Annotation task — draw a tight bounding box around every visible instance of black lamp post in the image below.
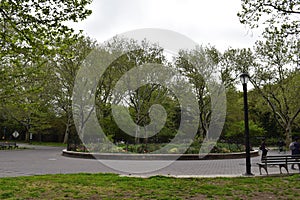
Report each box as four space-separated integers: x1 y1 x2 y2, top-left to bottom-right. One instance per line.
240 73 253 176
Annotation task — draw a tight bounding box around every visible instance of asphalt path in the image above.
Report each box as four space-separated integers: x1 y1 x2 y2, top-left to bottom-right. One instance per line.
0 144 296 177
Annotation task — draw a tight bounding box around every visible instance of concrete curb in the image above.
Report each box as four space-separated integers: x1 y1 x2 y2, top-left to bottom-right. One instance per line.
62 149 259 160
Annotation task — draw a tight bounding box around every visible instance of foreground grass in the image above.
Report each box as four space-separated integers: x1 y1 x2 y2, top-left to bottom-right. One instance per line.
1 173 300 199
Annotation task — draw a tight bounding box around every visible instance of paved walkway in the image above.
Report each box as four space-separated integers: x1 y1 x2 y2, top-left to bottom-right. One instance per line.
0 144 296 178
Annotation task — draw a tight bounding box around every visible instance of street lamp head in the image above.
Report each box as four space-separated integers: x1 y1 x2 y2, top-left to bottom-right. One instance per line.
240 73 250 84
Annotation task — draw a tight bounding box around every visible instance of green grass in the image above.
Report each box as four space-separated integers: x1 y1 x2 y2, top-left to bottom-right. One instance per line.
0 173 300 199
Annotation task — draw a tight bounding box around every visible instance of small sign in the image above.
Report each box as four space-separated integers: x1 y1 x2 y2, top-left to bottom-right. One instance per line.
12 131 19 138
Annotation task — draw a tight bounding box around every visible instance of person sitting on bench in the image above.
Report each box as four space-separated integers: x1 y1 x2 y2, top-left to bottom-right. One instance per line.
289 137 300 170
260 139 268 160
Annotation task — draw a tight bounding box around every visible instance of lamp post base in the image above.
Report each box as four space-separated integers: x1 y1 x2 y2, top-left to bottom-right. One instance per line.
243 172 254 176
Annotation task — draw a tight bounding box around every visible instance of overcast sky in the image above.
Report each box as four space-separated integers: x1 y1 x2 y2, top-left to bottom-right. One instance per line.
71 0 262 52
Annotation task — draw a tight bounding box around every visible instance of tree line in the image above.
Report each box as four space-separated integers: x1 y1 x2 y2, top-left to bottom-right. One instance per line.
0 0 299 148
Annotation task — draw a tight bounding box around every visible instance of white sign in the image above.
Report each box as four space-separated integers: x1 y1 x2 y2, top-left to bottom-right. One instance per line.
12 131 19 138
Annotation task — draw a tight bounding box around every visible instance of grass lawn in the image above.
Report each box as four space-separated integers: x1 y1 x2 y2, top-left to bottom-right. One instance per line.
0 173 300 199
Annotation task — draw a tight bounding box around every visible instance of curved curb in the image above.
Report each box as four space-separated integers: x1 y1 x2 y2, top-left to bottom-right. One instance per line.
62 149 259 160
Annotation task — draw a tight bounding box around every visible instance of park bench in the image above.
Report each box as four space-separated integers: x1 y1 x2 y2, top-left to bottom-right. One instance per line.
0 142 18 150
257 155 300 175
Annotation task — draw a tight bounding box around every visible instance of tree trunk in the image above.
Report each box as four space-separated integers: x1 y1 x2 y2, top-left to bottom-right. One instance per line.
63 124 70 144
135 126 140 144
24 123 30 142
25 131 29 142
63 114 72 144
285 124 292 149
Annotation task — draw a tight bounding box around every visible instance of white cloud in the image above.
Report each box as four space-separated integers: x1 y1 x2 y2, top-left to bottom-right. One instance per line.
71 0 262 52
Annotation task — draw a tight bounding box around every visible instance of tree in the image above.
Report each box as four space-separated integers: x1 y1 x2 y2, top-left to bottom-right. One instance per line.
0 0 92 59
0 0 92 142
1 60 56 142
96 38 171 145
0 0 92 100
225 120 265 146
220 47 256 84
52 36 97 143
221 88 243 137
247 89 282 139
175 45 223 140
238 0 300 36
220 42 300 144
251 36 300 144
238 0 300 144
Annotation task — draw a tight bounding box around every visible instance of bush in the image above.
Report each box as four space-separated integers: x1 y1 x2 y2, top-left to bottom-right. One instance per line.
72 141 247 154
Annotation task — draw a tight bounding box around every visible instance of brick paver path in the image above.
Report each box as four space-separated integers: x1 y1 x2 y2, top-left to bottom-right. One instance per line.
0 145 296 177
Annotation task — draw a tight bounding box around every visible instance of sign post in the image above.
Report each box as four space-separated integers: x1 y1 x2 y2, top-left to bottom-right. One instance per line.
12 131 19 146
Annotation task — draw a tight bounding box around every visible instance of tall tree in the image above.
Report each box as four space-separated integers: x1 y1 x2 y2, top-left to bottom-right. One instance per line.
251 36 300 144
96 38 169 145
238 0 300 144
53 36 97 143
0 0 92 142
175 45 222 140
220 43 300 144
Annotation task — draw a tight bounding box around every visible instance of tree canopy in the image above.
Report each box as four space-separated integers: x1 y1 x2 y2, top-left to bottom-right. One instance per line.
0 0 92 59
238 0 300 36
